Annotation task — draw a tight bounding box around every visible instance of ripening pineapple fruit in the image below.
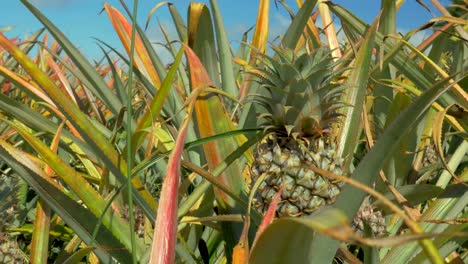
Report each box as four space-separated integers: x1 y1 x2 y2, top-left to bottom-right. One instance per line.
250 47 347 217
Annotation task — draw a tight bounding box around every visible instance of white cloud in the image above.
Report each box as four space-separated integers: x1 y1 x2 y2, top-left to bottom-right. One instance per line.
269 12 290 41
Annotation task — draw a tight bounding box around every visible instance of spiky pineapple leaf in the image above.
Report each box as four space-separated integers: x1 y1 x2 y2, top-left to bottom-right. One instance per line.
144 2 170 30
381 92 425 189
0 123 146 259
337 12 377 166
329 2 467 110
188 2 221 88
104 3 161 88
381 182 468 263
375 184 444 211
168 3 188 42
410 212 468 263
433 105 459 182
0 93 95 160
183 46 253 261
132 47 185 153
30 122 64 264
30 199 51 264
61 247 96 264
0 28 44 85
210 0 238 98
282 0 318 49
185 44 247 204
371 0 396 129
0 16 156 223
320 79 457 263
20 0 124 116
150 92 193 264
0 146 130 263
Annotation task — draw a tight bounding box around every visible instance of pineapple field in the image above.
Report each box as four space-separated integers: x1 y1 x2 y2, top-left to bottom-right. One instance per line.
0 0 467 263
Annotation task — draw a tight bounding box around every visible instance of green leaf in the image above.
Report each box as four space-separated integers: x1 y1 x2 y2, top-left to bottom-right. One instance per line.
363 224 380 264
29 199 51 264
376 184 444 210
0 29 156 224
0 123 146 260
372 0 396 127
100 46 127 103
0 28 44 85
0 147 130 263
210 0 238 98
381 92 425 188
132 47 185 153
149 92 193 264
282 0 318 49
436 140 468 188
382 146 468 263
311 70 454 263
62 247 96 264
188 2 220 87
0 92 95 159
168 3 188 42
250 208 350 264
382 184 468 263
330 2 467 111
338 14 377 166
336 80 455 262
185 44 247 200
20 0 123 116
410 212 468 263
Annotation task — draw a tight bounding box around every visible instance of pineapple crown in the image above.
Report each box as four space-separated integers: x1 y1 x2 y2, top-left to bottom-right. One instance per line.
252 46 346 138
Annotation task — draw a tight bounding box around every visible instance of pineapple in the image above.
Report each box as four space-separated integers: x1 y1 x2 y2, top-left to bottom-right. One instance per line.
352 197 386 237
0 175 26 263
0 239 26 264
0 174 21 232
250 47 346 217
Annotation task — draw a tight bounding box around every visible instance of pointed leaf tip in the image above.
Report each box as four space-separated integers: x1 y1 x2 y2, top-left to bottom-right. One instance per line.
150 104 193 264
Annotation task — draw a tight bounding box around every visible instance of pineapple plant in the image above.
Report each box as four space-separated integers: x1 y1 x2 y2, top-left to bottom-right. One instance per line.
248 46 388 238
250 46 346 217
0 0 465 263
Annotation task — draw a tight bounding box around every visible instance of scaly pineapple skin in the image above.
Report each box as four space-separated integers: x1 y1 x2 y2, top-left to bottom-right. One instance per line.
353 197 387 236
251 134 343 217
0 175 26 263
0 239 26 264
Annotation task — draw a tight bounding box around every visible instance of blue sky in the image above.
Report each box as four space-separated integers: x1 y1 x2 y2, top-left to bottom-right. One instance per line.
1 0 450 60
